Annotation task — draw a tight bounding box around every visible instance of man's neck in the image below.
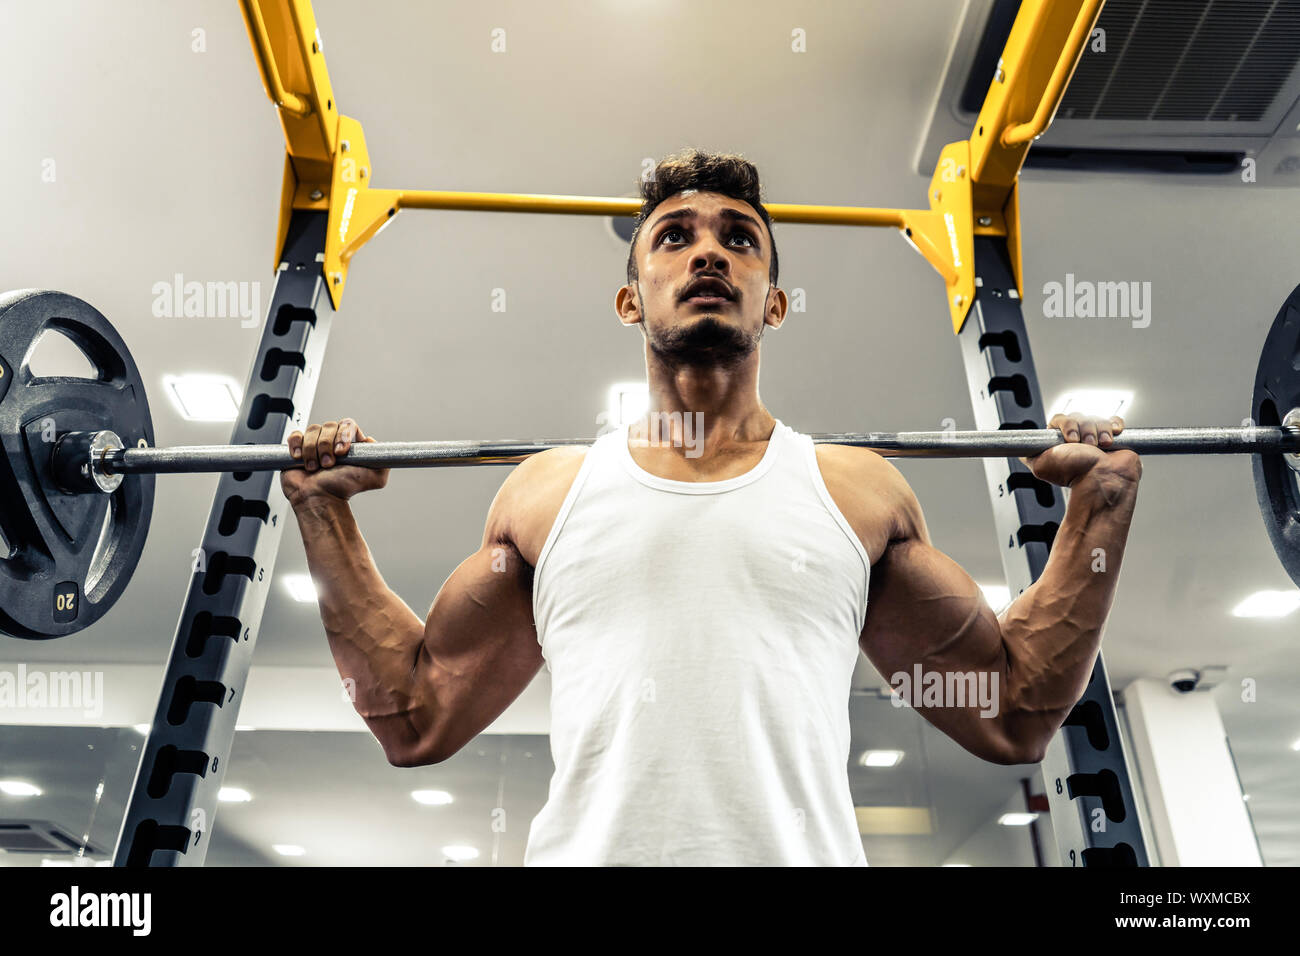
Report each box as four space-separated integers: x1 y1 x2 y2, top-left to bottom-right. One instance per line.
629 403 775 462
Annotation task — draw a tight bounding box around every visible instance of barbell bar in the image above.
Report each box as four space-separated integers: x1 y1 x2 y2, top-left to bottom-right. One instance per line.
3 285 1300 642
48 418 1300 493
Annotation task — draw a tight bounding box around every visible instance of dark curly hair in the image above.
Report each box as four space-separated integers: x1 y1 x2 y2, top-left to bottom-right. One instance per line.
625 148 778 288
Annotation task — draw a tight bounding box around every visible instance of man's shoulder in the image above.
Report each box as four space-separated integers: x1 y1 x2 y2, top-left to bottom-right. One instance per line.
514 443 590 483
811 442 922 559
497 444 591 518
489 445 591 566
812 441 904 486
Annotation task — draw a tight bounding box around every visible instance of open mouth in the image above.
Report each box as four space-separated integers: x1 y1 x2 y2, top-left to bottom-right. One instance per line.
682 277 734 304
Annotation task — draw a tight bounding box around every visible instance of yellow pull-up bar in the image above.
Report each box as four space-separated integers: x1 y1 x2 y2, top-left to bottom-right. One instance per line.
240 0 1103 332
393 191 906 228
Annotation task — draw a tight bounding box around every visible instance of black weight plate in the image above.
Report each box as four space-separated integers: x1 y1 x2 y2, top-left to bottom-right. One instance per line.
1252 283 1300 590
0 290 154 639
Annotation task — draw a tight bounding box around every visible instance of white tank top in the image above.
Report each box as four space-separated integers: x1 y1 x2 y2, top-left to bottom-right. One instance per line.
524 420 871 866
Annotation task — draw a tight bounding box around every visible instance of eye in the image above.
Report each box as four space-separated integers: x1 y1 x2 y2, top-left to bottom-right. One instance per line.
657 227 756 247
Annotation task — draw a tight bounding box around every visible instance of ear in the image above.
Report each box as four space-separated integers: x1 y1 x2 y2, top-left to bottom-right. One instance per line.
616 283 643 328
764 285 789 331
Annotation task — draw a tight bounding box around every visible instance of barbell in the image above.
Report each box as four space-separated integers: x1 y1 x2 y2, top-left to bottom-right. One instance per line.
2 286 1299 640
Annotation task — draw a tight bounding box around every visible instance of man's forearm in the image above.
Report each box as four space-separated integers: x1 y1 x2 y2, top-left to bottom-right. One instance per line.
290 496 429 754
997 467 1141 757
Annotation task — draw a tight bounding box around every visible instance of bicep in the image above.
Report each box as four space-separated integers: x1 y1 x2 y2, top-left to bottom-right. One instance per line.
858 477 1016 763
858 536 1002 677
407 476 546 764
417 538 544 757
858 460 999 672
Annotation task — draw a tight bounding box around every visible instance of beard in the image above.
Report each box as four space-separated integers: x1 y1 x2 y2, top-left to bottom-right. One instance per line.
646 310 763 371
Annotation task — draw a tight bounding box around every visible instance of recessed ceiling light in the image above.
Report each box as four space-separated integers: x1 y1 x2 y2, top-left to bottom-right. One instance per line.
283 574 319 604
163 373 242 422
1047 389 1132 421
40 857 110 867
606 382 649 429
218 787 252 803
858 749 904 768
412 790 454 806
0 780 42 797
979 584 1011 612
1231 590 1300 618
442 845 479 862
273 844 305 856
997 812 1039 826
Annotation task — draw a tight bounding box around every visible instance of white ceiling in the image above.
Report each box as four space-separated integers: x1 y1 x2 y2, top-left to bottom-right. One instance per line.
0 0 1296 866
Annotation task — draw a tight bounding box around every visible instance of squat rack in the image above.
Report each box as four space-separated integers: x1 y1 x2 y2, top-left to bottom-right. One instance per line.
114 0 1140 866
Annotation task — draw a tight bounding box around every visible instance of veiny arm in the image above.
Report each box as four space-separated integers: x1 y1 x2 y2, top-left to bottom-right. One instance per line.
853 452 1140 764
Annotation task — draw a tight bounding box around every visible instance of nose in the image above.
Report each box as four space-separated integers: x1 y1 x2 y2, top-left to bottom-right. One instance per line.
690 243 732 276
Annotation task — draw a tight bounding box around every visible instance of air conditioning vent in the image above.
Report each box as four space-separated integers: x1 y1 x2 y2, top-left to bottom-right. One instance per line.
1058 0 1300 123
0 819 102 856
917 0 1300 184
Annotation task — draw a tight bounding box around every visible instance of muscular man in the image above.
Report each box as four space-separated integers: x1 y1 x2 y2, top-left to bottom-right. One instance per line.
281 149 1141 866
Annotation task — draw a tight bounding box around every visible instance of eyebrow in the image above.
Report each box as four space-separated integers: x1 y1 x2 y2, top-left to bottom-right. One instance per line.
648 207 765 244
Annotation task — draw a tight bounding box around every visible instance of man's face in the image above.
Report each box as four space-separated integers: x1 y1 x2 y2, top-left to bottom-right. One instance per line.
617 190 787 369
